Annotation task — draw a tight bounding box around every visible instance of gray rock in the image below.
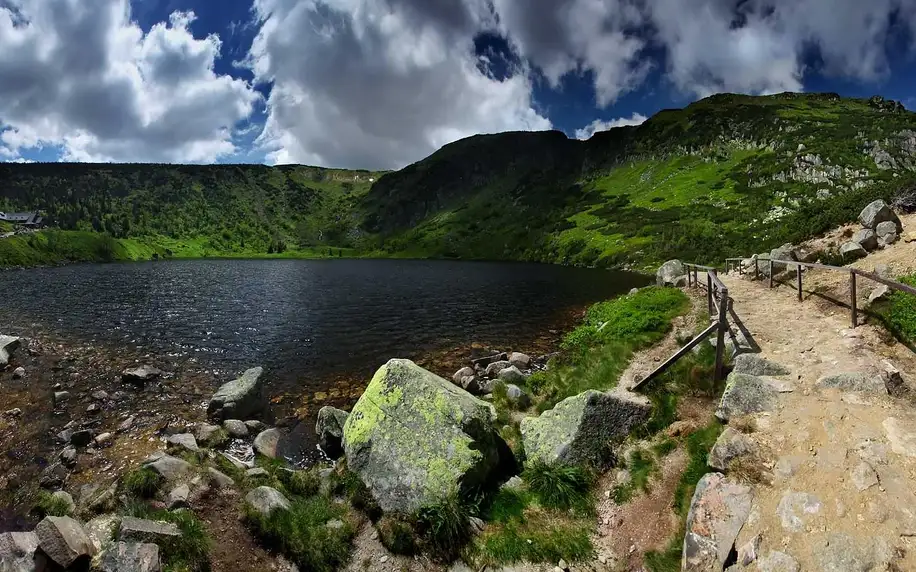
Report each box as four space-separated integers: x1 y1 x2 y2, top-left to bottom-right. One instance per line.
868 284 890 304
756 551 799 572
119 517 181 544
246 468 270 479
60 446 78 467
876 220 899 241
813 533 892 572
484 360 512 378
100 542 161 572
253 428 281 459
39 463 68 489
521 388 651 466
0 531 49 571
816 372 885 393
80 483 117 514
167 484 190 509
883 417 916 457
840 241 867 261
85 514 121 553
859 199 902 231
851 461 879 491
194 423 222 446
207 367 265 421
471 352 507 368
53 391 71 406
736 534 760 566
776 491 822 532
681 473 753 571
121 365 163 386
245 486 291 518
219 452 253 471
71 430 94 447
95 432 113 447
508 352 531 369
0 335 21 368
35 516 96 568
732 354 790 377
708 427 757 472
143 455 194 482
505 384 531 409
769 244 798 272
853 229 879 251
50 491 75 515
874 263 892 278
117 416 137 433
245 420 267 433
207 467 235 488
498 366 528 385
716 373 778 421
166 433 199 453
316 406 349 459
91 390 109 401
12 366 25 379
656 259 686 287
452 367 475 385
222 419 249 439
342 359 506 514
459 374 483 395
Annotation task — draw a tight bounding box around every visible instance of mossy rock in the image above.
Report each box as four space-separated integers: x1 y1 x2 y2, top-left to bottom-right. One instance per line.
342 359 506 514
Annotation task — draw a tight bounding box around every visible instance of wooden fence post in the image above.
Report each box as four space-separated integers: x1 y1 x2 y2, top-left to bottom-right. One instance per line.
707 272 713 315
797 264 803 302
687 268 692 287
769 260 773 288
754 259 759 280
850 271 857 328
714 287 729 382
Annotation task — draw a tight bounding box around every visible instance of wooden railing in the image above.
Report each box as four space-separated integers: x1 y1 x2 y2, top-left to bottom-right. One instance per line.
724 256 916 329
633 264 730 391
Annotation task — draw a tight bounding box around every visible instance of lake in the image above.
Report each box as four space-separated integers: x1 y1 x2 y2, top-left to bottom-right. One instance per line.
0 259 648 459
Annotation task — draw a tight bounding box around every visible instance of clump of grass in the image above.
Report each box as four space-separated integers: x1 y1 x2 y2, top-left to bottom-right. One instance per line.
471 514 594 566
245 496 354 572
872 274 916 346
612 449 657 504
122 467 163 499
124 503 211 571
33 491 73 517
415 493 477 562
377 516 418 555
729 415 758 434
285 470 320 498
644 536 682 572
727 456 769 485
483 487 531 523
211 454 246 483
521 462 593 512
672 420 723 517
329 466 382 522
653 438 678 457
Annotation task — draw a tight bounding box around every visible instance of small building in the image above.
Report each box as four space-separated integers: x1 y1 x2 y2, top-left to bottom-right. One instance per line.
0 212 44 227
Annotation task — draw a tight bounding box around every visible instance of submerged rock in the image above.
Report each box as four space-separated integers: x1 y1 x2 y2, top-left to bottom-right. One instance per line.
342 359 506 514
521 389 651 467
682 473 753 571
716 373 778 421
316 406 349 459
121 365 163 386
207 367 265 421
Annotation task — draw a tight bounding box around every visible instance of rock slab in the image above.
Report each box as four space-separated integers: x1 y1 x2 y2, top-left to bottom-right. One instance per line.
716 373 778 421
521 389 651 466
682 473 753 571
35 516 96 568
207 367 265 421
118 517 180 544
0 531 48 571
732 354 790 377
101 541 161 572
121 365 162 386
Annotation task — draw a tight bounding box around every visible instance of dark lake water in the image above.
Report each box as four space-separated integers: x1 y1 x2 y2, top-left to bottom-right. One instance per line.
0 259 648 459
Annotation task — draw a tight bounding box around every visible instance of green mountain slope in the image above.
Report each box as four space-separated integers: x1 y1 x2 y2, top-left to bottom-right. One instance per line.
2 92 916 269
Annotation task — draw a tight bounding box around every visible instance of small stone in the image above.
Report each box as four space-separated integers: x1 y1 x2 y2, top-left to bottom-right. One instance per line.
558 558 569 570
53 391 71 406
39 463 69 489
95 432 113 447
12 366 25 379
71 430 94 447
118 416 137 433
167 484 190 509
851 461 879 491
119 516 181 544
122 365 163 386
380 556 389 564
244 420 266 433
86 403 102 415
91 390 109 401
207 467 235 488
245 486 291 518
60 446 78 467
143 455 194 482
4 408 21 417
223 419 249 438
776 491 822 532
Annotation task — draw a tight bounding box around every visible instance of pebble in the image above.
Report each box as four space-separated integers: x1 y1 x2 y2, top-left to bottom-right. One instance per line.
12 367 25 379
4 408 22 417
379 556 388 564
558 559 569 570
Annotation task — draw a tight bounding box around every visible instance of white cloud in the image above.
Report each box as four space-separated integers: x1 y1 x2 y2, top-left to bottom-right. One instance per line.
574 113 647 140
0 0 259 162
246 0 551 170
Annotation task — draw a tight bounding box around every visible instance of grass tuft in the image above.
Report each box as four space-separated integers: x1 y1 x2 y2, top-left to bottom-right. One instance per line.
415 493 476 562
122 467 163 499
612 449 657 504
33 491 73 517
672 420 723 517
377 517 418 555
521 462 593 513
123 503 211 571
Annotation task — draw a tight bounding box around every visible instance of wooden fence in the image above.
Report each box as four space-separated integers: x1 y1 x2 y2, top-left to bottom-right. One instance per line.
724 256 916 329
632 264 731 392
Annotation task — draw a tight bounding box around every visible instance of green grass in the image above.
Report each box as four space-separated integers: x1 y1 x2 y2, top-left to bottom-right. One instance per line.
673 420 723 517
121 467 164 499
415 493 477 561
328 465 382 521
612 449 657 504
471 513 594 566
245 496 355 572
33 491 73 517
122 503 211 572
873 274 916 346
377 517 418 555
521 462 593 513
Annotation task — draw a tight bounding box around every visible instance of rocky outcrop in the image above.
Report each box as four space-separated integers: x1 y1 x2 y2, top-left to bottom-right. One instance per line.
35 516 96 568
316 406 349 458
732 354 790 377
682 473 753 571
656 260 687 287
342 359 506 514
245 486 291 518
100 541 161 572
853 229 879 252
859 200 902 232
521 389 651 466
0 335 21 368
207 367 265 421
716 373 778 421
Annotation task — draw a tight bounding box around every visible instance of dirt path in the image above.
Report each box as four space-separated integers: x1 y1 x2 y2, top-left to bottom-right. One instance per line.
711 264 916 570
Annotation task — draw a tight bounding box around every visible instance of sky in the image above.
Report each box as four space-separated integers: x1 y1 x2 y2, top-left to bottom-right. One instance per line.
1 0 916 171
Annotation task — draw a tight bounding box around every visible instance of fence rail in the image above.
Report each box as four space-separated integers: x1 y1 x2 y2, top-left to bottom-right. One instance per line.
725 256 916 328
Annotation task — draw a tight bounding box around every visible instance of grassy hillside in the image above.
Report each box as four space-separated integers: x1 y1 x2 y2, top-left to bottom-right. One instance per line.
2 92 916 269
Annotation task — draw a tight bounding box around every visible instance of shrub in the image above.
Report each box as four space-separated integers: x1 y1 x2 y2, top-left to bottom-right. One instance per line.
122 467 163 499
521 462 593 512
245 496 354 572
415 493 476 561
377 517 418 555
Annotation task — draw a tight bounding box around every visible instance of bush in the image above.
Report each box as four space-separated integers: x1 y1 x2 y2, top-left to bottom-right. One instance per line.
122 467 163 499
415 493 476 561
245 496 354 572
521 462 593 512
377 517 418 555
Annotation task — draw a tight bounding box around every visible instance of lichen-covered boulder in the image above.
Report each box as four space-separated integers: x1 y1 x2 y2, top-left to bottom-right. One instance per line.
682 473 753 571
521 389 651 467
207 367 265 421
656 260 686 287
342 359 505 514
0 335 21 368
840 241 867 261
853 229 879 252
859 200 902 232
716 373 778 422
732 354 790 377
315 406 349 458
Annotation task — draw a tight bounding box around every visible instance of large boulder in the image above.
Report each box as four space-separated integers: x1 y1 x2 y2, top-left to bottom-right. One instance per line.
100 542 161 572
0 335 21 368
521 389 651 466
707 427 757 472
35 516 96 568
682 473 753 571
840 241 867 262
245 486 291 518
207 367 265 421
656 260 686 287
859 200 902 232
853 229 879 252
0 531 49 571
768 244 798 273
342 359 506 514
315 406 349 458
715 373 778 422
732 354 790 377
876 221 900 245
